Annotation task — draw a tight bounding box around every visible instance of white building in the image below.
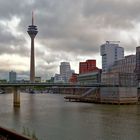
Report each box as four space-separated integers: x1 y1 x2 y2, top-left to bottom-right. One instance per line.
100 41 124 72
54 62 75 83
54 74 64 83
60 62 74 82
9 71 17 83
60 62 71 76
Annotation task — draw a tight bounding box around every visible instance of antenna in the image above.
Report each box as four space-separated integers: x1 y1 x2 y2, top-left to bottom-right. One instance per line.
32 11 34 25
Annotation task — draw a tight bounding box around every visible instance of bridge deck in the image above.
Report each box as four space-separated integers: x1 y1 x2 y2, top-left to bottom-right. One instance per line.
0 83 118 87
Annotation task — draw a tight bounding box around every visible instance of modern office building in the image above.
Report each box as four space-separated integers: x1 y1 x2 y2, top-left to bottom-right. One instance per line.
78 60 101 84
60 62 74 82
77 71 101 84
100 41 124 72
79 60 98 74
60 62 71 76
27 12 38 82
101 55 136 86
54 62 75 83
110 55 136 73
9 71 17 83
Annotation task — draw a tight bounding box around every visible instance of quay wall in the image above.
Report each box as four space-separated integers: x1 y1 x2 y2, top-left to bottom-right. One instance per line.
52 88 88 95
53 87 138 104
100 87 138 104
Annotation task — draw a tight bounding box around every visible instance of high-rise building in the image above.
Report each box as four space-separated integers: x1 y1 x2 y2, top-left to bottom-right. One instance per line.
100 41 124 72
54 62 75 83
60 62 70 82
27 12 38 82
9 71 17 83
59 62 74 82
60 62 71 76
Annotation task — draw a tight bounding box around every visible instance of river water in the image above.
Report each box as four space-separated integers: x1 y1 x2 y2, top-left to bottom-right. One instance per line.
0 93 140 140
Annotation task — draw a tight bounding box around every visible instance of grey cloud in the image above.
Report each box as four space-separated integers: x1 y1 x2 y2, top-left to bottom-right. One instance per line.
46 38 100 56
83 0 140 29
0 70 9 80
0 0 30 19
34 0 139 58
17 71 29 80
0 44 29 56
0 0 139 79
36 63 58 79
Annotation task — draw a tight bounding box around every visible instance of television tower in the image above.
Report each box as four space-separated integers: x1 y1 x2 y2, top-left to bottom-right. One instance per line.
27 11 38 82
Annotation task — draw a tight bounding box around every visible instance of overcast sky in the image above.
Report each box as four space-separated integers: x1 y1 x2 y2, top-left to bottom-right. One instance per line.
0 0 139 80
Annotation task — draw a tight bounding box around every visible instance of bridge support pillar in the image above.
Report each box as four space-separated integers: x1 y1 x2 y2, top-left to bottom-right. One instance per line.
13 87 20 107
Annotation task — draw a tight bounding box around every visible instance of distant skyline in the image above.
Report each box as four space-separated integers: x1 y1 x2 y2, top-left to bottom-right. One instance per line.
0 0 138 80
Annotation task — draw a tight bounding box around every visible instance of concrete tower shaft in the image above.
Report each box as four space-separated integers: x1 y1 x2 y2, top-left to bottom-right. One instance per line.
27 12 38 82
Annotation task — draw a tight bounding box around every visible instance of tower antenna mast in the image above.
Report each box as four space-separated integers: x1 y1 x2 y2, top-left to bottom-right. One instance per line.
32 11 34 25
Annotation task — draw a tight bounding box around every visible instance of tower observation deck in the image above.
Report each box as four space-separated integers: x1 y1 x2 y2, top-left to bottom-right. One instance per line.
27 12 38 82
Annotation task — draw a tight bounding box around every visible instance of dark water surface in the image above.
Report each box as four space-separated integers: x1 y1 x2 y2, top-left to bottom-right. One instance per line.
0 93 140 140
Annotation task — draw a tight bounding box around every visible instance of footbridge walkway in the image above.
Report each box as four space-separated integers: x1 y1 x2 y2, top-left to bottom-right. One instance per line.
0 83 104 107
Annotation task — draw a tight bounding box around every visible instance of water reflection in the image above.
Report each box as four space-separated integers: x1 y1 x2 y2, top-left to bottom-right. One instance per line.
0 93 140 140
12 107 21 129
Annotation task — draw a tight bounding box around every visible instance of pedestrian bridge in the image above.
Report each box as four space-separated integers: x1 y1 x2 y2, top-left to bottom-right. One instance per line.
0 82 117 107
0 82 101 87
